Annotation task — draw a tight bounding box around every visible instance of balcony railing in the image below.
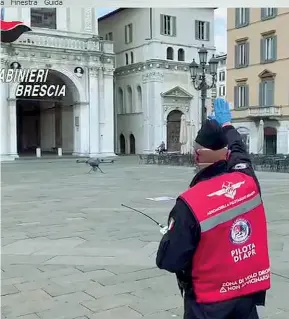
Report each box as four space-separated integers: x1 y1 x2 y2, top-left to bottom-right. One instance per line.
248 105 282 117
11 29 113 54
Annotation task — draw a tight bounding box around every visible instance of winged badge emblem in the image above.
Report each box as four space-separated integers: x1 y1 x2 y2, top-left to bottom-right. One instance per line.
207 181 245 199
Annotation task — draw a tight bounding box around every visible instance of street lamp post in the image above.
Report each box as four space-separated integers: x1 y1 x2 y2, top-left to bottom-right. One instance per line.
189 44 218 126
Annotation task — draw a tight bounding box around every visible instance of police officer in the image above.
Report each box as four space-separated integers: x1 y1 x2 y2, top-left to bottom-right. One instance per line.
156 98 270 319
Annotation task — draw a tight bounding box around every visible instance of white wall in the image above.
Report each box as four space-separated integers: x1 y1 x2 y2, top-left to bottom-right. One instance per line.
98 8 216 68
115 72 144 153
115 67 203 153
117 114 144 154
152 8 215 48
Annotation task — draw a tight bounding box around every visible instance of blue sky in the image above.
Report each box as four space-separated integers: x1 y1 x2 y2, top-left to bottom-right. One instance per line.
97 8 227 54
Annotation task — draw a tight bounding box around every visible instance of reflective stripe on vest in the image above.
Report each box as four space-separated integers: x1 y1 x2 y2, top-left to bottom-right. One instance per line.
200 194 262 233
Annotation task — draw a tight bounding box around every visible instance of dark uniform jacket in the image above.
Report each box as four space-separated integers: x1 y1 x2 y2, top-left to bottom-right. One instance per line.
156 125 265 319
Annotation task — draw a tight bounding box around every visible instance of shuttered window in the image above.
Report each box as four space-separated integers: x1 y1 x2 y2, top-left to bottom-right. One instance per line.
235 42 249 68
195 21 210 41
31 8 57 29
218 86 226 96
125 24 133 44
259 80 274 106
219 71 225 81
234 85 249 108
235 8 250 28
160 14 176 36
260 36 277 63
261 8 278 20
105 32 113 41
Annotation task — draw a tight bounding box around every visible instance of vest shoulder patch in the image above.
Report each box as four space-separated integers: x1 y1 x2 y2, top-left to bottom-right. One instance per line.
233 163 248 170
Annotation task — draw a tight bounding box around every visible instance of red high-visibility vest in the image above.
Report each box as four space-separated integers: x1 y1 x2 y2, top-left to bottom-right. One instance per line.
180 171 270 303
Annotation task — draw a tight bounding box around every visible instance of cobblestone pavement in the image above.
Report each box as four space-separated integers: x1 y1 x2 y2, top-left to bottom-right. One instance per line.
1 157 289 319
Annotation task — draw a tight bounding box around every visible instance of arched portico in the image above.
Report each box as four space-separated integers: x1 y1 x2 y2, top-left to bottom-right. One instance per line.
9 66 86 102
6 68 89 158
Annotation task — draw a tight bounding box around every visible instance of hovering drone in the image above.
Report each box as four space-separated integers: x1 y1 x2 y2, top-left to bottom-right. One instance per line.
76 157 114 173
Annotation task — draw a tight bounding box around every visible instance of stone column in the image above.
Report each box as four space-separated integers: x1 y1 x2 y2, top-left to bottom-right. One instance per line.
142 70 164 153
73 102 89 156
8 98 19 158
83 8 93 33
88 67 100 156
102 67 115 155
151 80 163 146
56 8 68 31
142 78 151 153
0 59 9 160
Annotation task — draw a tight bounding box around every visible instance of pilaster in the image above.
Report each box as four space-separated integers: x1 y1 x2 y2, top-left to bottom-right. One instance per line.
142 70 164 153
1 58 9 160
88 67 100 156
102 67 115 155
8 98 19 158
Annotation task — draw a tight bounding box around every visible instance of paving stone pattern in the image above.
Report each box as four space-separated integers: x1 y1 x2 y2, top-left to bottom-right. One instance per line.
1 157 289 318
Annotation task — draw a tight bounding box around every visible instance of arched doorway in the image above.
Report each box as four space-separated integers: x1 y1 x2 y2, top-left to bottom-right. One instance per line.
264 127 277 155
129 134 135 154
166 110 183 152
120 134 126 154
15 69 78 156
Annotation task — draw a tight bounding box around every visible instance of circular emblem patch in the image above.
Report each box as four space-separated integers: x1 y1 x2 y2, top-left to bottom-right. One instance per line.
230 219 251 244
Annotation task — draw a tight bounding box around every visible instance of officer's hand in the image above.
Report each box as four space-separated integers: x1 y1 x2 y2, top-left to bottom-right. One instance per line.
160 225 168 235
210 98 232 126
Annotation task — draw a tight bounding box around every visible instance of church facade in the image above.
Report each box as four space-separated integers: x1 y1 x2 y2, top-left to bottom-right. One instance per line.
98 8 216 154
1 8 115 161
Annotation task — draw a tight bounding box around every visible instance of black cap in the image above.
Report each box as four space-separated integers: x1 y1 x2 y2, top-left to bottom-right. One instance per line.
195 119 227 150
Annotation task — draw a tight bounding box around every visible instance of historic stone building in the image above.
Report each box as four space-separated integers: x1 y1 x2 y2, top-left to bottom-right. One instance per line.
98 8 216 154
227 8 289 154
1 8 115 161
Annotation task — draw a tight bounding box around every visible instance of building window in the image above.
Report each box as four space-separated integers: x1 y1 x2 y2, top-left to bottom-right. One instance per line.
125 53 129 65
166 47 174 60
235 41 249 68
261 8 277 20
235 8 250 28
125 23 133 44
195 21 210 41
31 8 57 29
219 71 225 82
118 88 124 114
130 52 134 64
127 86 133 113
160 14 176 36
218 86 226 96
261 35 277 63
234 84 249 108
105 32 113 41
178 48 185 61
259 79 274 106
136 85 142 112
